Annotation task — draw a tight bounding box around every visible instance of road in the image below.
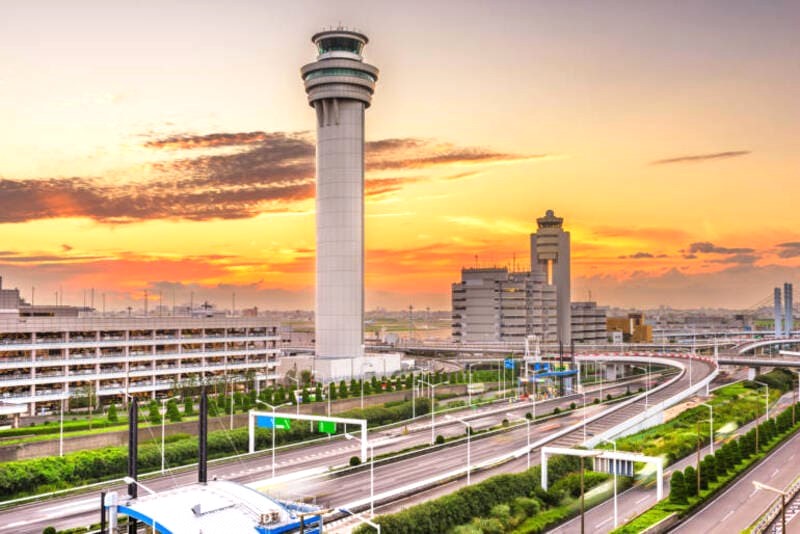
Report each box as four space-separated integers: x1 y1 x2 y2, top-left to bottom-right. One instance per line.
0 378 649 534
548 386 797 534
0 355 714 534
672 405 800 533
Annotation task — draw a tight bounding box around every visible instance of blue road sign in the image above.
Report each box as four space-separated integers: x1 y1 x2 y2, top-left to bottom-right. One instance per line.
504 358 514 370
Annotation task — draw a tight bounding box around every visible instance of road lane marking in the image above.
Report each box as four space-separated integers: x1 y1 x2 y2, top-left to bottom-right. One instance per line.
636 495 650 504
721 509 734 522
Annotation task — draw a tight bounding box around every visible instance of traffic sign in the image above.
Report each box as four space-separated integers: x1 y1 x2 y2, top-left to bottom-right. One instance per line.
504 358 514 370
318 420 337 434
256 416 292 430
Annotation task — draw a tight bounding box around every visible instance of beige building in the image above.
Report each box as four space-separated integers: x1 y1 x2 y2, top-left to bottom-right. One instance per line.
607 312 653 343
571 301 608 344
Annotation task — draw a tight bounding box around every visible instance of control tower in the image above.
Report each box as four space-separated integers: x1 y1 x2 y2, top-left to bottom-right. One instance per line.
530 210 571 345
301 29 379 376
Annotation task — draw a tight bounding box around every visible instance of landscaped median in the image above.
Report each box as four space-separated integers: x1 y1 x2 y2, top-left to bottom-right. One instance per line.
610 370 800 533
351 455 630 534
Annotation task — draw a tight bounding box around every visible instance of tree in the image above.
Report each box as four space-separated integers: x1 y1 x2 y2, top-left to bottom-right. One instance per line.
300 369 313 386
683 466 698 497
107 403 118 424
704 455 717 483
329 383 337 401
207 398 219 417
315 384 322 402
184 397 194 416
148 402 162 425
166 399 182 423
669 471 688 504
339 380 348 399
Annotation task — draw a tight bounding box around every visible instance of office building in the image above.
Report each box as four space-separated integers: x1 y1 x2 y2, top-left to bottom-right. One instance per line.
0 316 280 416
571 301 607 344
607 312 653 343
530 210 571 344
301 28 379 379
451 268 557 343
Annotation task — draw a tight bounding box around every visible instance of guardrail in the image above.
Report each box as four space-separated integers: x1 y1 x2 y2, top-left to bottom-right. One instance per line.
751 474 800 534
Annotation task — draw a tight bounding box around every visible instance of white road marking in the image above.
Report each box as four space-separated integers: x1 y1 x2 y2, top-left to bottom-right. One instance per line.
721 509 734 522
636 495 650 504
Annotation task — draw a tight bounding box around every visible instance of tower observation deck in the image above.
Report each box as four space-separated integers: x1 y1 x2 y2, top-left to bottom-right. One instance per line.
301 29 379 370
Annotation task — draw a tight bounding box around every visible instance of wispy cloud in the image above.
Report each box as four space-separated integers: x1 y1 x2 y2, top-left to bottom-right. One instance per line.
618 252 655 259
0 131 545 224
776 242 800 259
687 241 754 254
650 150 750 165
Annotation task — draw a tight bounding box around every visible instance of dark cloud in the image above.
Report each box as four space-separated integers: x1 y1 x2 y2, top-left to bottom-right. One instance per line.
707 254 759 264
688 242 754 254
61 244 73 252
618 252 655 259
683 254 697 259
776 242 800 258
0 131 541 224
650 150 750 165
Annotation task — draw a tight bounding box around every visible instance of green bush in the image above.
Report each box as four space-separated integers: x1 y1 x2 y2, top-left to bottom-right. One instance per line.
435 434 445 445
106 404 118 424
349 456 361 467
669 471 687 504
42 528 56 534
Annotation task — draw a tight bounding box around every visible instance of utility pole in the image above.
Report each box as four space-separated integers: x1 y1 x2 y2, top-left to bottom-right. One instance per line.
696 420 701 495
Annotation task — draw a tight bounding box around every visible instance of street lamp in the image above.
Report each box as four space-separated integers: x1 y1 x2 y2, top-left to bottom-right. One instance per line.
360 361 374 410
507 412 531 470
699 402 714 454
752 480 787 533
287 375 300 416
256 400 292 480
160 396 180 474
753 380 770 420
581 390 588 444
599 438 618 529
122 476 157 496
419 380 448 445
339 507 380 534
466 362 473 408
345 434 376 516
446 416 472 485
57 394 69 457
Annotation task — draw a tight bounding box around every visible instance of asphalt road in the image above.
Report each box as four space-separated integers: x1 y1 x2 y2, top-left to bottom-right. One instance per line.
0 378 649 534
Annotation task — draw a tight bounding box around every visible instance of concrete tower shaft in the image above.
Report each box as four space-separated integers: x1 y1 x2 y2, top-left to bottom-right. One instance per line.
302 29 379 362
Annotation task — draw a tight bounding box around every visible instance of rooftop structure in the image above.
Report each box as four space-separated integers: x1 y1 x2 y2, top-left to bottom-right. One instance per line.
301 28 379 379
0 316 280 415
115 480 322 534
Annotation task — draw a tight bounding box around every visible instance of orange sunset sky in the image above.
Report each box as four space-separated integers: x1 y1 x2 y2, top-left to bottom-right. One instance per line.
1 1 798 311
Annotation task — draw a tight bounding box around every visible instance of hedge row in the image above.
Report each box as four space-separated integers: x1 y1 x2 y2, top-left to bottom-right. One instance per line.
352 455 598 534
0 398 430 500
615 399 800 533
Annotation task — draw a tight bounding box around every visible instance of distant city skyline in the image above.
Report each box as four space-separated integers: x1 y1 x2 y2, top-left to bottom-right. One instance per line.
1 1 798 310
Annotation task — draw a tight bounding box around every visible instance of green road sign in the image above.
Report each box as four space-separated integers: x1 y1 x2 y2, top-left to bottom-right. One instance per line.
318 420 336 434
274 417 291 430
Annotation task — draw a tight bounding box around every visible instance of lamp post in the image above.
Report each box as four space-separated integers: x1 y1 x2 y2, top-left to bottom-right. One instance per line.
466 362 473 408
345 434 376 516
360 361 374 410
160 396 180 474
287 375 300 416
581 390 588 444
754 380 770 420
752 480 787 534
256 400 292 480
599 438 618 529
339 507 380 534
699 402 714 454
446 416 472 484
507 412 531 469
58 394 67 457
419 380 447 445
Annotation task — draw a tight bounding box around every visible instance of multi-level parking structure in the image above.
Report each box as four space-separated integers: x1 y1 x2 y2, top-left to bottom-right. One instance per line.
0 316 281 415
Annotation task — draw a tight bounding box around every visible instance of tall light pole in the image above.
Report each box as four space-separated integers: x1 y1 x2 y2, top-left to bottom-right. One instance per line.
346 434 376 516
160 396 180 474
446 416 472 485
420 380 448 445
256 400 291 480
58 395 67 457
700 402 714 454
507 412 531 469
599 438 618 529
752 480 787 534
754 380 770 420
466 362 473 407
338 507 381 534
582 390 588 444
287 375 300 416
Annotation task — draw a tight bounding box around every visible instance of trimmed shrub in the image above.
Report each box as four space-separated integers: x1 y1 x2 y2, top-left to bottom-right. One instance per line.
669 471 687 504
